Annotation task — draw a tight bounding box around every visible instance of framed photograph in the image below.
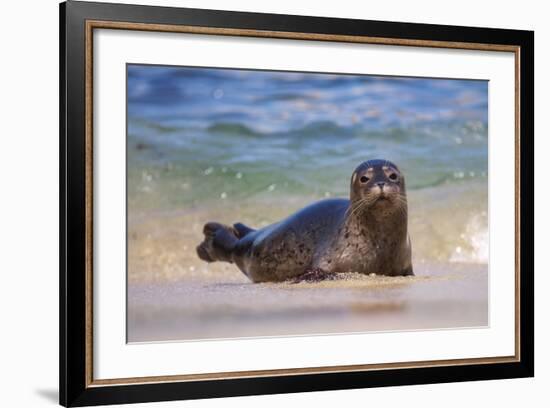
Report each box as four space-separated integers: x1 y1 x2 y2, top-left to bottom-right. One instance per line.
60 1 534 406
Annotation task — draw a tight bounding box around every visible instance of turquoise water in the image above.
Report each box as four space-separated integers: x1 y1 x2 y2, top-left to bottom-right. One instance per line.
127 65 488 264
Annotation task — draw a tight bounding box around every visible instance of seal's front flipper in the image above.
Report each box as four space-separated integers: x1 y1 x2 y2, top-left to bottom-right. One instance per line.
401 265 414 276
291 268 337 283
196 222 239 264
233 222 255 238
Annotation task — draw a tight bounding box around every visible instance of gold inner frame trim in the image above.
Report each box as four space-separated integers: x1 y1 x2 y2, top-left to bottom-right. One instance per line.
91 356 516 387
84 19 521 388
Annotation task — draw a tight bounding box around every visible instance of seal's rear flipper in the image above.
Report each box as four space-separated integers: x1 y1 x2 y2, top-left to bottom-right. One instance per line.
196 222 239 264
233 222 255 238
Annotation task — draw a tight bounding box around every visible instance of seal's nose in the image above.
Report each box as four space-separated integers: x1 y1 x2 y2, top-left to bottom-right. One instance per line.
376 182 385 189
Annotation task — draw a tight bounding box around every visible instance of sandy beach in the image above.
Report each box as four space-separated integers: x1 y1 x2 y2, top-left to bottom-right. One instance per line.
128 261 487 342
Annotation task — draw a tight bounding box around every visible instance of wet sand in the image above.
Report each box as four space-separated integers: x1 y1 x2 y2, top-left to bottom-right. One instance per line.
128 261 487 342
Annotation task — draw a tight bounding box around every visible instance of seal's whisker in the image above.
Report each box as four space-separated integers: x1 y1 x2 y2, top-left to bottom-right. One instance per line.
346 197 373 219
346 202 363 219
355 196 378 216
395 197 408 215
346 197 370 215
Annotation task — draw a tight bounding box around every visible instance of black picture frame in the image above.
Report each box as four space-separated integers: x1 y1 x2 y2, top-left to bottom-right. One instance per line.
60 1 534 406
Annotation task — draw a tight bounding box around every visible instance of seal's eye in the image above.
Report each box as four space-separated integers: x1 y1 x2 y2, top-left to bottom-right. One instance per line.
389 173 398 181
360 176 369 183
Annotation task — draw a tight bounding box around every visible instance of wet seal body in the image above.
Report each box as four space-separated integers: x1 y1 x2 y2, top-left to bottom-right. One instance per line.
197 159 413 282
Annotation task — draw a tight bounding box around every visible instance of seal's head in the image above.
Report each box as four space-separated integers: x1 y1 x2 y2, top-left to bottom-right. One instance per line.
349 159 407 215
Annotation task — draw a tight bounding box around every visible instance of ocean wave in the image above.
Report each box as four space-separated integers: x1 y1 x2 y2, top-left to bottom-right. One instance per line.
207 122 259 136
200 119 487 142
449 214 488 264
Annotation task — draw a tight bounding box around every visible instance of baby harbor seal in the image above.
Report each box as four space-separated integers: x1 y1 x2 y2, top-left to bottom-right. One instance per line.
196 159 413 282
